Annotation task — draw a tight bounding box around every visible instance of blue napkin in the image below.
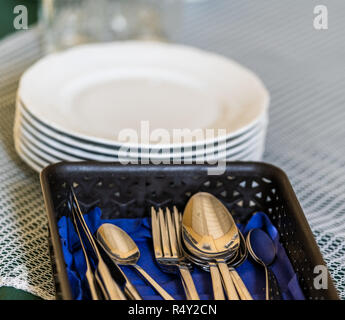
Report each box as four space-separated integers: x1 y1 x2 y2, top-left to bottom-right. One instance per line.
57 208 305 300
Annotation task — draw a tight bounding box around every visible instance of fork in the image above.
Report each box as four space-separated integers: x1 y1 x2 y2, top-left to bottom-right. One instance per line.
151 206 200 300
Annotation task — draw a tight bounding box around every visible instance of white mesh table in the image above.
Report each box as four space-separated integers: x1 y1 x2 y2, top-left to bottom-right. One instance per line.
0 1 344 299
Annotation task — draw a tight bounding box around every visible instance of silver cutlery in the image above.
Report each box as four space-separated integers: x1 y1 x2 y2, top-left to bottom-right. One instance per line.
95 238 143 300
182 192 239 300
69 204 100 300
246 228 282 300
180 238 225 300
182 229 252 300
227 233 253 300
97 223 173 300
69 188 253 300
151 207 200 300
69 189 126 300
182 192 253 300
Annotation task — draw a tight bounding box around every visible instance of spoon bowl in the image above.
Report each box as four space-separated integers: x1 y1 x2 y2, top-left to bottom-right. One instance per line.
182 230 247 270
97 223 140 264
247 228 276 265
246 228 282 300
182 192 240 257
97 223 174 300
182 192 241 300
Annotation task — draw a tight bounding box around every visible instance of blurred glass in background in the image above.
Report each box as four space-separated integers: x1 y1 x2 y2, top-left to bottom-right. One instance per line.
40 0 182 53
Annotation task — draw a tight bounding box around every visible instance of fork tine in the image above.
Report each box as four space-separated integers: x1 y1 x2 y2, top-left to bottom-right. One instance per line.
173 207 182 256
151 207 163 259
158 208 171 257
166 208 178 258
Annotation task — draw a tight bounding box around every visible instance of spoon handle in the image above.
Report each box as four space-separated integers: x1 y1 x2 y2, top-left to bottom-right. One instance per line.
134 265 175 300
217 261 239 300
266 267 282 300
229 268 253 300
209 262 226 300
178 265 200 300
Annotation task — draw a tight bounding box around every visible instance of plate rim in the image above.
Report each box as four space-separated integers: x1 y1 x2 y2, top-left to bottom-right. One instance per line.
16 114 267 162
17 100 268 158
15 131 264 172
18 41 270 148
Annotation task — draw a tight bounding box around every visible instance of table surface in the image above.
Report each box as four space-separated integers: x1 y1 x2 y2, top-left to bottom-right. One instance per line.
0 0 344 300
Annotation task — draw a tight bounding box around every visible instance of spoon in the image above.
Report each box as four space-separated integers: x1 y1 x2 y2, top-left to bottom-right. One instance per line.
227 231 253 300
246 228 282 300
183 229 253 300
182 192 240 300
97 223 174 300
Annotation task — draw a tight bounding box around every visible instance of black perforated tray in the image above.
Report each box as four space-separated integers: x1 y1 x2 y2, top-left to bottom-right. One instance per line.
40 161 339 300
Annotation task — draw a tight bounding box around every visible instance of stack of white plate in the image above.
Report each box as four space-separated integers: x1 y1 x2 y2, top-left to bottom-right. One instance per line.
14 41 269 172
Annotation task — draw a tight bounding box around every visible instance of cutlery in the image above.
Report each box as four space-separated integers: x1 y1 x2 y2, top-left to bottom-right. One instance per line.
227 235 253 300
182 192 239 300
151 207 200 300
69 189 126 300
246 228 282 300
181 242 226 300
68 204 101 300
97 223 173 300
94 238 144 300
182 229 252 300
182 192 253 300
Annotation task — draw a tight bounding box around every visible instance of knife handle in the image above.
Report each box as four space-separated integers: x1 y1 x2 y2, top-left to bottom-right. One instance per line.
123 280 143 300
97 259 127 300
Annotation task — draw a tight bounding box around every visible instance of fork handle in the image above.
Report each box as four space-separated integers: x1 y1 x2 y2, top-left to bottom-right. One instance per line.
134 265 175 300
178 265 200 300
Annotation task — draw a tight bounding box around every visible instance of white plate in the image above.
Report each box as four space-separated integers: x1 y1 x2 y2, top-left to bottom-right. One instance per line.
15 120 266 163
18 41 269 148
15 137 49 172
14 129 264 173
15 110 267 162
16 101 267 159
15 118 265 173
15 139 263 173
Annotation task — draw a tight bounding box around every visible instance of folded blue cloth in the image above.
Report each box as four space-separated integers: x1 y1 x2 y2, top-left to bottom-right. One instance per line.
57 209 305 300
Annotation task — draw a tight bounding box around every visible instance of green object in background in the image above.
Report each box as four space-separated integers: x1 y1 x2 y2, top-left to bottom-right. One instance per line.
0 0 39 39
0 0 42 300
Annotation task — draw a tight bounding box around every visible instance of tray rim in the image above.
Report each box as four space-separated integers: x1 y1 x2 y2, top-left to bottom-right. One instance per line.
40 161 340 300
